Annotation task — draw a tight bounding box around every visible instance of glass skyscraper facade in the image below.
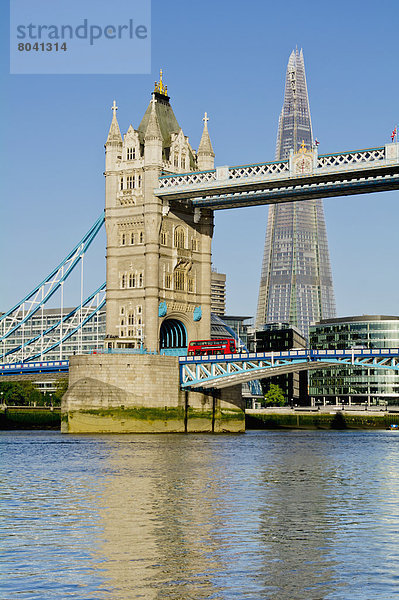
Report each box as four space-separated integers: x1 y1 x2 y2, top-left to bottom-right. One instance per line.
309 316 399 405
256 49 336 338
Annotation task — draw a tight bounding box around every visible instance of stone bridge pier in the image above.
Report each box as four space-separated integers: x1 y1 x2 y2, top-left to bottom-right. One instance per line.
62 354 244 433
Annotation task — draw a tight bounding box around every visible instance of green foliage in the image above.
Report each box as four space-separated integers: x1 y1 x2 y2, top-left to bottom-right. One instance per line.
0 379 66 406
0 380 44 406
263 384 286 407
53 378 68 405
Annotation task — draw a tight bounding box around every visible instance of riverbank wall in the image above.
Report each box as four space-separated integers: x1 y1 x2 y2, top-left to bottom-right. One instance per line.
246 408 399 430
0 407 61 429
61 354 245 433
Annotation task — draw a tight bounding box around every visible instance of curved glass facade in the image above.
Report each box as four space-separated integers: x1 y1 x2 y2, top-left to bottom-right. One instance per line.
309 316 399 405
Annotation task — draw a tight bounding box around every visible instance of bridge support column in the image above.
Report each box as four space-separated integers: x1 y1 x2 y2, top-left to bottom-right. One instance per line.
61 354 244 434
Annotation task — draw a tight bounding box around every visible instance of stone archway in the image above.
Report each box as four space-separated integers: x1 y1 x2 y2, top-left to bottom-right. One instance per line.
159 318 187 350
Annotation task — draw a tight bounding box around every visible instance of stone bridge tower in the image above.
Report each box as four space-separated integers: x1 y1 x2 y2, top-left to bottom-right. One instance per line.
104 72 215 352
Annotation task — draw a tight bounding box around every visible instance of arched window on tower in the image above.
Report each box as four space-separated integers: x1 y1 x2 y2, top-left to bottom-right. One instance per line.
174 226 185 249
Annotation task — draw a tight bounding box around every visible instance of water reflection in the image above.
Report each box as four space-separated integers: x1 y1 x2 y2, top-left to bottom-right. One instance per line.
2 431 399 600
257 433 338 599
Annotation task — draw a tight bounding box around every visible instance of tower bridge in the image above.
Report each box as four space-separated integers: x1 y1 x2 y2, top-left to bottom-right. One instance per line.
155 143 399 209
1 69 398 433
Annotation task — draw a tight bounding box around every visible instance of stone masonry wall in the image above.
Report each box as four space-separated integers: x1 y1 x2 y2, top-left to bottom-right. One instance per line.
62 354 245 434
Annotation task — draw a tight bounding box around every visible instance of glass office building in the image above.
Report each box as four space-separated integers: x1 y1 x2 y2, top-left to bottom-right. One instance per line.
256 48 336 338
309 316 399 405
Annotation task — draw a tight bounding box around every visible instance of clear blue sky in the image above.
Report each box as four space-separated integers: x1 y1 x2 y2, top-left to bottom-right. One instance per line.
1 0 398 319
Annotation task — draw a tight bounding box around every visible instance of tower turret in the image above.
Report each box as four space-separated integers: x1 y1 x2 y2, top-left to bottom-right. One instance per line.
144 95 163 168
105 100 122 170
197 112 215 171
105 100 123 213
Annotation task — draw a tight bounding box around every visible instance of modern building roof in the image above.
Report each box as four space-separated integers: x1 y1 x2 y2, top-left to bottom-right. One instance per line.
315 315 399 325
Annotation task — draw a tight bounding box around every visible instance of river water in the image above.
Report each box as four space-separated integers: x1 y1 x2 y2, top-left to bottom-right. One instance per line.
1 430 398 600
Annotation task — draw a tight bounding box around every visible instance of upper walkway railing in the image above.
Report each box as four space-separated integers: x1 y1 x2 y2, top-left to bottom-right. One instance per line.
155 143 399 209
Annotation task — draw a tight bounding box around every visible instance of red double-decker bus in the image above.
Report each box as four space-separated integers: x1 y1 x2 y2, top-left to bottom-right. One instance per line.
187 338 237 356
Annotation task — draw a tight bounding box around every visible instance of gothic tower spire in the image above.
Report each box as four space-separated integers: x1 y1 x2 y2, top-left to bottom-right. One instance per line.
106 100 122 145
144 95 163 141
197 112 215 170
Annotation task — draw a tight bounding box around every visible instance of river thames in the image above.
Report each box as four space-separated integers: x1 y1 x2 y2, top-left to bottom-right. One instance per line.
1 430 398 599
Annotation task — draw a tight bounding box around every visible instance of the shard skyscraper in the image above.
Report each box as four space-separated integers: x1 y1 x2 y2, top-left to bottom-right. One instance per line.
256 48 336 338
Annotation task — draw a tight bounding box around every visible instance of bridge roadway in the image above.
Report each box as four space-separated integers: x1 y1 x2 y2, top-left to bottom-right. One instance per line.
155 144 399 209
1 349 399 389
179 348 399 390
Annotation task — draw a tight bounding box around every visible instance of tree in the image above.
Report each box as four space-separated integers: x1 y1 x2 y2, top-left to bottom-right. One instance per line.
0 381 45 405
263 384 286 407
53 378 68 405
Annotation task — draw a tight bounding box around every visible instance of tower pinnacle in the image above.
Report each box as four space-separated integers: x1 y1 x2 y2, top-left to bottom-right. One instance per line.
197 112 215 170
154 68 168 96
106 99 122 145
144 93 162 141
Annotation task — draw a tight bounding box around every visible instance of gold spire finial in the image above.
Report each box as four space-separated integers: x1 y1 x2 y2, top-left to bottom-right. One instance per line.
154 68 168 96
299 139 307 153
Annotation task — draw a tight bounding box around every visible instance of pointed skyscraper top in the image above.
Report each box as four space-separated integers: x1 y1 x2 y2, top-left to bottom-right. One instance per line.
144 94 162 141
256 49 336 337
106 99 122 144
198 112 215 157
276 48 313 158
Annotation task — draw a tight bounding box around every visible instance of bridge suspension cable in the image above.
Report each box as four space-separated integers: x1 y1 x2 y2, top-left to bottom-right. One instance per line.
1 283 106 363
0 213 105 344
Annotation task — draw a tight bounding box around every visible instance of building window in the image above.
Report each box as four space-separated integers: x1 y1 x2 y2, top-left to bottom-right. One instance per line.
181 154 186 169
139 273 143 287
129 273 136 288
120 318 125 326
121 233 126 245
174 226 185 249
127 147 135 160
120 177 124 190
130 232 135 245
127 175 134 189
137 305 142 314
160 231 167 246
188 277 194 293
191 238 199 251
174 270 185 291
128 313 134 325
138 174 142 187
139 232 144 244
174 155 179 168
120 306 125 315
121 274 126 289
165 273 172 289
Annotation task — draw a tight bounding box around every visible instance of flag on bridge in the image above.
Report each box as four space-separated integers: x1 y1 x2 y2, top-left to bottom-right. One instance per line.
392 126 397 142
